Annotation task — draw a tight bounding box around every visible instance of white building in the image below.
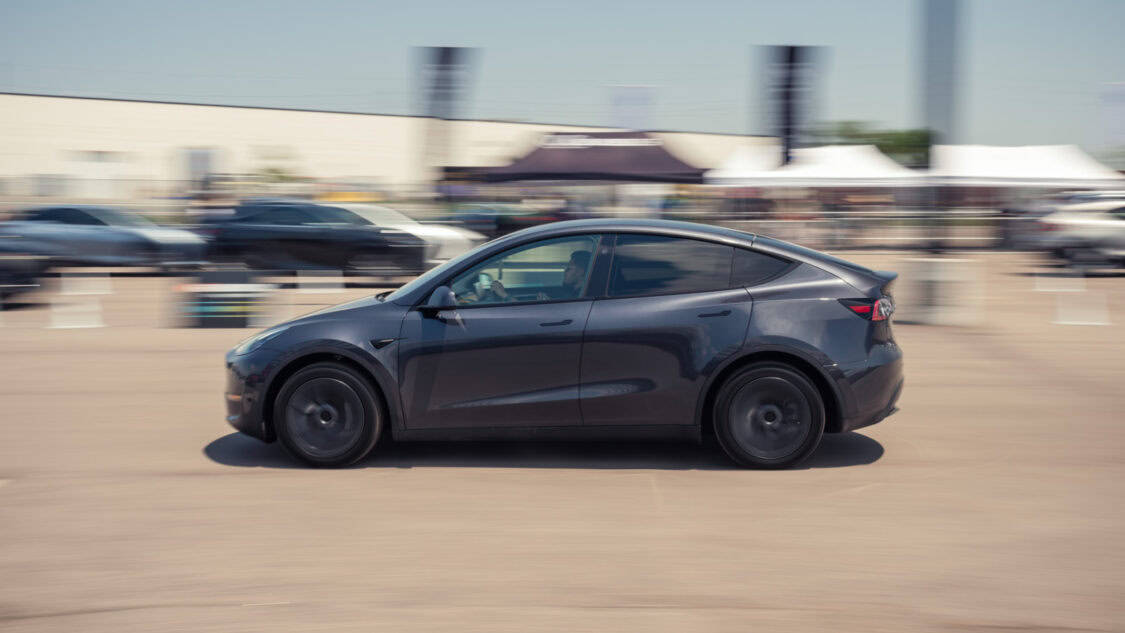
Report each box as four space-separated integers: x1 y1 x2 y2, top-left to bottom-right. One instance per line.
0 92 774 201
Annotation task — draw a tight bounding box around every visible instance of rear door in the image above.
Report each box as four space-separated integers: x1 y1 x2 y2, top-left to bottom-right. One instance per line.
579 234 753 427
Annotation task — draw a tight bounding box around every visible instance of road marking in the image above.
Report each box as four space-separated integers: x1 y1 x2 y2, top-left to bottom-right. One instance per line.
240 601 291 607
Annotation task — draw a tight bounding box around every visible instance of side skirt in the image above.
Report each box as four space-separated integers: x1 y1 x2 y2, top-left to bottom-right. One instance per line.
394 424 702 443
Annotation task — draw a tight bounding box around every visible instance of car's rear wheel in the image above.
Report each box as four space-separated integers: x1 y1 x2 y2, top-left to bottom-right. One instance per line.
713 362 825 469
273 362 382 467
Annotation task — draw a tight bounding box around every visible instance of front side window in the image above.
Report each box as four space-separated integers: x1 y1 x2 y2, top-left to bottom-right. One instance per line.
450 235 600 306
608 234 732 297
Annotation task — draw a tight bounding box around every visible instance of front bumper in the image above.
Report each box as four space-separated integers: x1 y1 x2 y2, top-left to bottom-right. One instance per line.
224 350 275 442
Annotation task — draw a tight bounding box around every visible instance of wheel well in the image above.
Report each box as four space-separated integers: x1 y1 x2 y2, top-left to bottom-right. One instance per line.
262 352 387 441
700 351 843 436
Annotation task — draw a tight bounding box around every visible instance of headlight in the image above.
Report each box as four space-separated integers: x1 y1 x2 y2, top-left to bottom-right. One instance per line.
231 327 286 356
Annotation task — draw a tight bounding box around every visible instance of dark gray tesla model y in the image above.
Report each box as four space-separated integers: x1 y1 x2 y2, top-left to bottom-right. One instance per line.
224 219 903 469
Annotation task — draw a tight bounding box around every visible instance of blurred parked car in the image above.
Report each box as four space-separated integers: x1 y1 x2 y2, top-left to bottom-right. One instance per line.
332 204 485 267
444 203 562 239
0 205 205 269
197 199 427 274
1036 200 1125 266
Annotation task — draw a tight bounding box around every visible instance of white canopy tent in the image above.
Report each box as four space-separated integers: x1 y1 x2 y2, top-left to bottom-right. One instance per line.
705 144 922 187
930 144 1125 188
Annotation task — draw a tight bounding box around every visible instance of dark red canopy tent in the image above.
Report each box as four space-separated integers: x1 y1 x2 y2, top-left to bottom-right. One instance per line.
482 131 705 184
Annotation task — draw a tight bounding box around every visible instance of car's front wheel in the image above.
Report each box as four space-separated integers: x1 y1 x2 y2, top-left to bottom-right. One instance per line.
713 362 825 469
273 362 382 467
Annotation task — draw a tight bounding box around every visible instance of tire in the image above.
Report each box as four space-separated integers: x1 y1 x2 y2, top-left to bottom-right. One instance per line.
273 362 383 467
713 362 825 469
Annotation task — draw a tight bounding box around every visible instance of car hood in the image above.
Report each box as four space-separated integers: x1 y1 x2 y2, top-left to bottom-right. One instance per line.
293 294 386 321
387 222 484 242
124 226 205 244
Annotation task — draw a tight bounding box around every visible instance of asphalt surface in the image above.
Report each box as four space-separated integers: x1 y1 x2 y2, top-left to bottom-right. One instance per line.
0 252 1122 632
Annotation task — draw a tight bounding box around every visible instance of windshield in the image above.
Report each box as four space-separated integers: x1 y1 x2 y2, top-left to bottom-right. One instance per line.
310 206 370 225
339 204 416 226
384 240 495 303
91 207 156 227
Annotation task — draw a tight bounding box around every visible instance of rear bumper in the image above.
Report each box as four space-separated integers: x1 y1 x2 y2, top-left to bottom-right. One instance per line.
836 343 904 433
843 378 902 432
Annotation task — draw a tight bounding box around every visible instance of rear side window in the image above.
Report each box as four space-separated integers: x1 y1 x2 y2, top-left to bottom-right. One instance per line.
731 248 791 287
608 234 732 297
263 207 314 225
24 208 65 222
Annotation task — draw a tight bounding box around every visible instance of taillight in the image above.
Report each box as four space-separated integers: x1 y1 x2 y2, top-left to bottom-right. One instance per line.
840 298 894 321
1038 221 1059 232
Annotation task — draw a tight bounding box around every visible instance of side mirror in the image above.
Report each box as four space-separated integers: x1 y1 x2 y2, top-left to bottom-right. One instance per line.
420 285 457 316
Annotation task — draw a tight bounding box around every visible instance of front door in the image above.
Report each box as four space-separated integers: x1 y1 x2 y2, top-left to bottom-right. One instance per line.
397 234 604 429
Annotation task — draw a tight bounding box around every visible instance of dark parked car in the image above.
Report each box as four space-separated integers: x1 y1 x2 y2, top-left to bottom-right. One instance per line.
198 200 427 274
225 219 903 468
0 205 205 268
444 203 563 239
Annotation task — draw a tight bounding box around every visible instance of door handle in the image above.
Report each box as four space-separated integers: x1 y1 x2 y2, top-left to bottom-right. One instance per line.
539 319 573 327
698 309 731 318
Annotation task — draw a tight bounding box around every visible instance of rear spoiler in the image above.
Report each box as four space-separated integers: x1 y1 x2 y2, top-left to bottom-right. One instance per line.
873 270 898 295
848 269 898 298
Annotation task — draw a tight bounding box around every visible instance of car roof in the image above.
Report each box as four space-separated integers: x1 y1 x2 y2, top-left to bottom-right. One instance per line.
1056 200 1125 212
239 197 312 206
499 219 885 289
499 218 758 246
23 205 114 213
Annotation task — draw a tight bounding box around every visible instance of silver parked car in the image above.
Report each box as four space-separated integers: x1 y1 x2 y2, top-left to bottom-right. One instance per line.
0 205 206 268
1036 200 1125 266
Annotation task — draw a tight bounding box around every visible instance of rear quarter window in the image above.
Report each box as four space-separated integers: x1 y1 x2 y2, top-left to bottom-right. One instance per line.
731 248 792 287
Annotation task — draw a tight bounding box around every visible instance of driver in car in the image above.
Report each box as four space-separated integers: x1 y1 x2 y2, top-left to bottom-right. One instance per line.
487 249 591 302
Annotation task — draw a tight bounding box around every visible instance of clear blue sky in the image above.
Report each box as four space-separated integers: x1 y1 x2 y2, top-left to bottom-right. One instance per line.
1 0 1123 149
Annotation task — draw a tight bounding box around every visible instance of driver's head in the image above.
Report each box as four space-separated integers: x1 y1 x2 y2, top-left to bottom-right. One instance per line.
564 250 591 287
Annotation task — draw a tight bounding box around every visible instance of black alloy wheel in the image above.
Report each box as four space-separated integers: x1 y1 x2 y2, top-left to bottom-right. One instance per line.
713 362 825 469
274 362 382 467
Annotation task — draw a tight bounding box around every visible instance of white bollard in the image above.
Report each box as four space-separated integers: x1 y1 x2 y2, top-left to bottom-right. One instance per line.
1053 290 1110 326
60 273 112 296
296 269 343 294
1033 272 1085 293
49 296 105 329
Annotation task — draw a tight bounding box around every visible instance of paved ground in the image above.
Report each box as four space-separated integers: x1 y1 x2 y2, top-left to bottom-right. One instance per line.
0 253 1123 632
